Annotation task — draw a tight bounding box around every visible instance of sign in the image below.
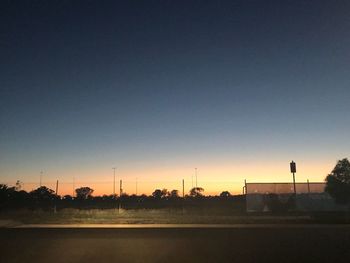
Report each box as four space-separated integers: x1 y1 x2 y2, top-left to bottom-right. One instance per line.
290 161 296 173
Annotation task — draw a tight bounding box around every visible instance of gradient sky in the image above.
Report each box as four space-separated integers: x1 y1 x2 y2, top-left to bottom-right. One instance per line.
1 0 350 195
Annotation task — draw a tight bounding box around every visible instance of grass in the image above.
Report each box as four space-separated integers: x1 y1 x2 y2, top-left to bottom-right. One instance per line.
1 207 350 225
0 208 318 225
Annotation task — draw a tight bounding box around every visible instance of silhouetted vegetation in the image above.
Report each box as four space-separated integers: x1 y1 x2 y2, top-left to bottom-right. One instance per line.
0 184 245 212
189 187 204 197
220 191 231 198
75 187 94 200
325 158 350 207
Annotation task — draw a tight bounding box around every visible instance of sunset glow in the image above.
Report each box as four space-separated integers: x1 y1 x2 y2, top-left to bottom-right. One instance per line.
1 1 349 197
1 158 338 196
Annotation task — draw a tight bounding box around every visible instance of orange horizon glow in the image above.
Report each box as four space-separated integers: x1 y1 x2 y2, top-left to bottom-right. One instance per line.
1 158 337 196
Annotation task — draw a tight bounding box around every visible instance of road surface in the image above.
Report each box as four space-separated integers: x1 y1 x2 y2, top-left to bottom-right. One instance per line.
1 225 350 262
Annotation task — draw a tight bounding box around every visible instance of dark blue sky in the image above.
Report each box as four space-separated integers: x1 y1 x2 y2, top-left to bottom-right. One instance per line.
1 0 350 192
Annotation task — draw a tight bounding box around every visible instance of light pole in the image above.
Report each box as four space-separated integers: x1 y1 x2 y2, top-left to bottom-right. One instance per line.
112 167 116 197
40 171 43 187
72 176 75 197
136 177 138 196
195 168 198 188
119 179 123 212
182 179 185 198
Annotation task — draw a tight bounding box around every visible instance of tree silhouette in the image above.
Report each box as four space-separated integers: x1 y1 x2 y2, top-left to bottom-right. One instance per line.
161 189 169 198
169 189 179 198
30 186 55 201
220 191 231 198
75 187 94 200
152 189 168 199
325 158 350 206
189 187 204 197
0 184 9 201
15 180 22 191
63 195 73 201
152 189 162 199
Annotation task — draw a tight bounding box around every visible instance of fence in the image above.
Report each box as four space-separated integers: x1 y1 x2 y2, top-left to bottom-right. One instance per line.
245 182 347 212
245 182 326 195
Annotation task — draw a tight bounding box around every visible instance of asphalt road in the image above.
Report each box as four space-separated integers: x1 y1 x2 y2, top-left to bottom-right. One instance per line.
1 225 350 263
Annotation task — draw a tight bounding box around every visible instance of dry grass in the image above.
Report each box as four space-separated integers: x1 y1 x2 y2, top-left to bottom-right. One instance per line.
0 208 316 225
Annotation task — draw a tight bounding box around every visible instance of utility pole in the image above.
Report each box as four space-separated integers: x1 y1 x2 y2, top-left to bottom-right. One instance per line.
182 179 185 198
119 179 123 212
195 168 198 188
112 167 116 197
55 180 59 195
54 180 59 214
136 177 138 196
73 177 75 197
120 179 123 196
182 179 185 215
40 171 43 187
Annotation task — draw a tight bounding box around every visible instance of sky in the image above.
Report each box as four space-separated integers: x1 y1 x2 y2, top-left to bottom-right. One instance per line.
1 0 350 196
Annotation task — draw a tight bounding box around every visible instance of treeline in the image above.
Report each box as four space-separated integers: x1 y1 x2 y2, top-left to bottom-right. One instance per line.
0 184 245 211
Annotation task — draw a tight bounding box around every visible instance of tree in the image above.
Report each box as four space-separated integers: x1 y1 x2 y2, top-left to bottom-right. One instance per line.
152 189 162 199
220 191 231 198
189 187 204 197
15 180 22 191
63 195 73 201
152 189 168 199
325 158 350 205
30 186 55 201
0 184 9 194
161 189 169 198
169 189 179 198
0 184 9 201
75 187 94 200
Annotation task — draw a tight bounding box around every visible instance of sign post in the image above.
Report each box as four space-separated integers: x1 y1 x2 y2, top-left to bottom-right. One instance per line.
290 161 297 196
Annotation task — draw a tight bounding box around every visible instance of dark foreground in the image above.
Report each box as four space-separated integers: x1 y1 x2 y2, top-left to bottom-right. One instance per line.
1 225 350 263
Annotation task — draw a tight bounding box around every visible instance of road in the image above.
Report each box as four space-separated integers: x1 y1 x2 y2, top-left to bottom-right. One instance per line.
1 225 350 263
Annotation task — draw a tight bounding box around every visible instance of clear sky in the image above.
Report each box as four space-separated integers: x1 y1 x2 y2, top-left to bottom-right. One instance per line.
1 0 350 196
